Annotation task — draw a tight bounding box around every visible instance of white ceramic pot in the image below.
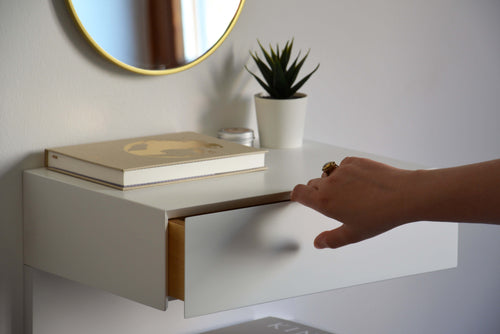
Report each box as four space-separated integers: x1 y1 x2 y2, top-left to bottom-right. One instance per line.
254 93 308 149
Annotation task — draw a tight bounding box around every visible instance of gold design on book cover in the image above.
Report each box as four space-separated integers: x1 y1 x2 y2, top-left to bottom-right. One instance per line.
123 140 223 158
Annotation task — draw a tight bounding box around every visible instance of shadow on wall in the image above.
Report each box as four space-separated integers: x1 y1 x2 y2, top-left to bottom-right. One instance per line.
198 48 254 136
0 152 45 334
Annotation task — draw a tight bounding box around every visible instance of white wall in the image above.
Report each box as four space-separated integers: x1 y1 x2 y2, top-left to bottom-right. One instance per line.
1 1 500 333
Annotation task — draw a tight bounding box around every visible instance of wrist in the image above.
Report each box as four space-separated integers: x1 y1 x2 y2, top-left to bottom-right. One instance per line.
398 168 433 224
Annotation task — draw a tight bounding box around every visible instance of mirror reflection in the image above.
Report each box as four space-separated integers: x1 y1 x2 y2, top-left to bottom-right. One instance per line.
68 0 243 74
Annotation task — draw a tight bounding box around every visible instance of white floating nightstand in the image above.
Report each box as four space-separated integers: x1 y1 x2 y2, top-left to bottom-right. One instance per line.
23 141 458 317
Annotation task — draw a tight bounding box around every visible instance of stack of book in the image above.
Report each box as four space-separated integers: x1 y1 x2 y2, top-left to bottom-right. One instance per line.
45 132 267 190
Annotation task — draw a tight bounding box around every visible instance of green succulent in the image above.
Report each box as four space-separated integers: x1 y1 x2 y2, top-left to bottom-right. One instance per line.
245 39 319 99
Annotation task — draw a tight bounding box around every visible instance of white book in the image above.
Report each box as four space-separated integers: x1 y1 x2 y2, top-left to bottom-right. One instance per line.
45 132 267 190
200 317 334 334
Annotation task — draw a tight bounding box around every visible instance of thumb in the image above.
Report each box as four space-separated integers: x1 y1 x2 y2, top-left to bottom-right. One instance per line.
314 225 360 249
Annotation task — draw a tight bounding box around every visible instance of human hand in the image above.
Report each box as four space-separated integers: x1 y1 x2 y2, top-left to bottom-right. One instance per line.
291 157 416 249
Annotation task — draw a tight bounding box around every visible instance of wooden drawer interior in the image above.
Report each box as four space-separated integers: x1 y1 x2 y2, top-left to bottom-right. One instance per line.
167 218 185 301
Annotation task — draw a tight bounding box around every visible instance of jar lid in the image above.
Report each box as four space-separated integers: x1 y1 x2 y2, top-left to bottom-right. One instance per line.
217 128 255 141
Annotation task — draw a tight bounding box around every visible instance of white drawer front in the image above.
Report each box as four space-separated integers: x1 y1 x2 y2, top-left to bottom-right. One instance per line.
184 201 457 317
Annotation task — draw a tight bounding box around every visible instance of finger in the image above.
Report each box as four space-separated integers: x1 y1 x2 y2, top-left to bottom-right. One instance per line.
290 184 319 208
340 156 356 166
314 225 359 249
306 178 322 189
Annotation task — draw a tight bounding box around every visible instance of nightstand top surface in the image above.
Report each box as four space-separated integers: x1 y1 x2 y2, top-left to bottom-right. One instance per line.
26 140 417 218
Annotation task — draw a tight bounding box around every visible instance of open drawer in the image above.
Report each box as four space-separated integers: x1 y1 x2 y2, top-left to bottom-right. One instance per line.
167 201 458 317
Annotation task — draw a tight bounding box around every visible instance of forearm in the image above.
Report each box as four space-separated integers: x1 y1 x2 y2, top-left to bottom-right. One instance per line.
407 159 500 224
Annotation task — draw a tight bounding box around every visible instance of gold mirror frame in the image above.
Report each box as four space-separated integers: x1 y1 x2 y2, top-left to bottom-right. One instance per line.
66 0 245 75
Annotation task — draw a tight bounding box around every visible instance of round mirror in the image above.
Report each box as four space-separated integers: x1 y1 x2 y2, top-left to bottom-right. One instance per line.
66 0 245 75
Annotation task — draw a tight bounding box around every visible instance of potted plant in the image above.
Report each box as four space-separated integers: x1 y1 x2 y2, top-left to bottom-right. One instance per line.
245 39 319 148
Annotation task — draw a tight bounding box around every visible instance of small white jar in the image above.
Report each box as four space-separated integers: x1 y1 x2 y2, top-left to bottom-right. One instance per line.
217 128 255 147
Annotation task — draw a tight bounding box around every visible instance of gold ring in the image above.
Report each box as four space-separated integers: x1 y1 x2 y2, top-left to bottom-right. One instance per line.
322 161 339 176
